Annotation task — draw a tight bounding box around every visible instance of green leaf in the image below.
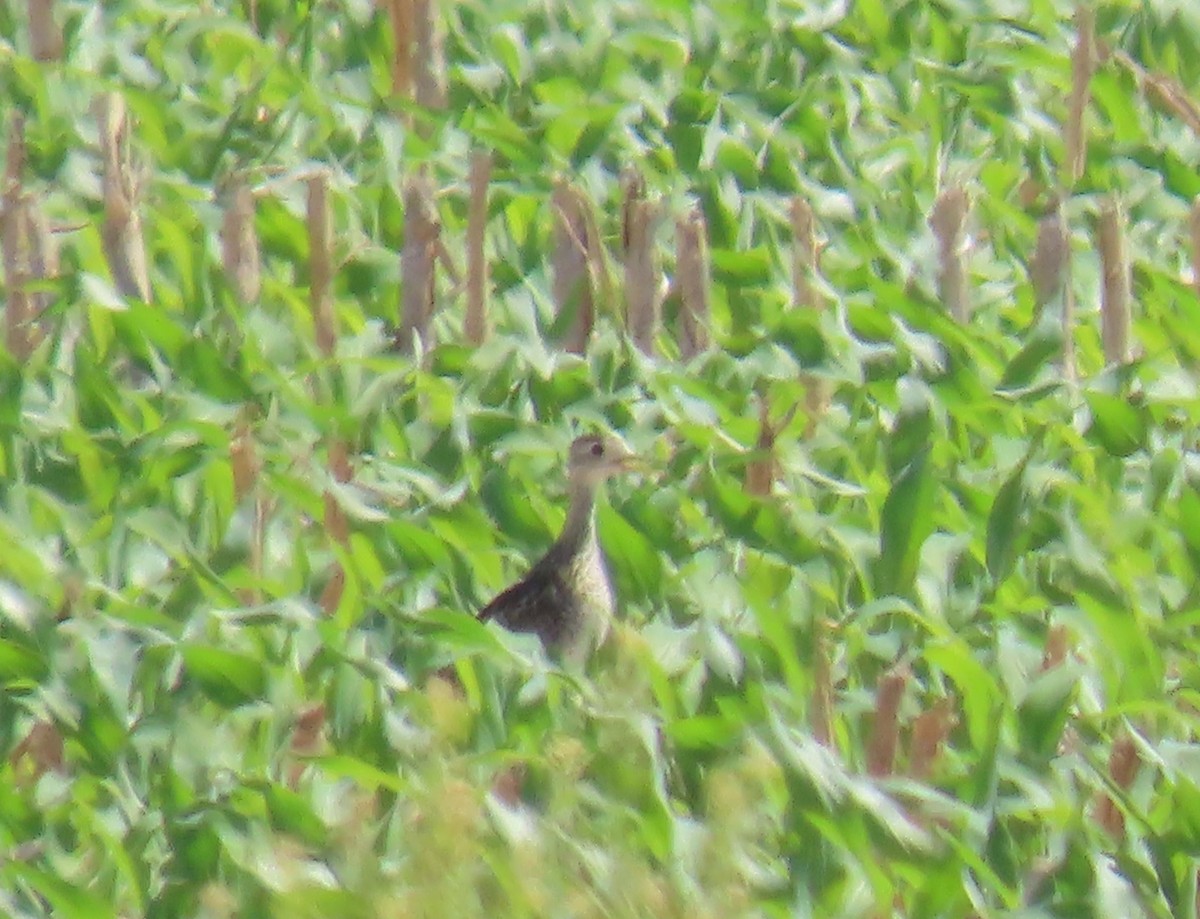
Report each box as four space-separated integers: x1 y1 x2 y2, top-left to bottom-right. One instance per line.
82 273 129 311
666 714 741 750
668 87 718 124
847 303 894 343
178 338 255 402
924 640 1000 752
313 754 408 792
886 399 933 476
773 307 828 367
600 504 663 602
1085 392 1147 457
710 247 773 285
0 638 48 683
715 137 760 188
126 506 191 561
1179 485 1200 567
261 782 328 845
1016 662 1079 763
181 644 267 707
387 519 456 571
326 480 389 523
986 452 1031 581
2 864 111 919
489 24 529 82
877 451 936 596
996 330 1062 391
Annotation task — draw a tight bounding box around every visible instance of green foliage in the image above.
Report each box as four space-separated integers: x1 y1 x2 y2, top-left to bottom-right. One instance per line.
2 1 1200 917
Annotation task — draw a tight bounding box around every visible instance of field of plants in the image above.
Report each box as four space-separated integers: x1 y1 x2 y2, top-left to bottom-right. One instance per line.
3 1 1200 916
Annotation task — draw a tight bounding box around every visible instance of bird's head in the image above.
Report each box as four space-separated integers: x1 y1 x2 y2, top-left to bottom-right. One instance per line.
567 434 640 487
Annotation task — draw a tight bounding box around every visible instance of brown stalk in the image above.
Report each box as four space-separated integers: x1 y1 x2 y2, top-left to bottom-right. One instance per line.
220 176 261 303
10 721 64 786
492 764 527 806
324 439 352 548
866 666 909 778
306 174 351 614
1022 858 1060 907
383 0 413 100
2 116 32 361
552 180 595 354
1093 732 1140 839
4 113 26 203
1110 48 1200 138
22 200 57 348
412 0 447 111
620 165 646 253
287 703 327 788
578 191 616 314
319 562 346 617
95 93 151 301
464 151 492 345
320 436 353 615
1018 178 1045 209
791 196 830 432
1096 198 1130 365
55 575 83 621
307 174 335 355
431 235 460 289
791 196 818 310
328 434 354 486
744 393 797 497
2 115 55 359
230 412 265 605
1065 5 1095 185
1192 198 1200 301
625 194 663 355
1030 196 1069 307
396 169 440 355
28 0 64 61
810 617 834 747
674 207 711 358
251 493 268 603
928 185 970 323
1041 623 1071 671
230 414 259 501
746 402 774 498
1029 194 1073 380
290 703 327 757
909 697 957 781
26 198 57 298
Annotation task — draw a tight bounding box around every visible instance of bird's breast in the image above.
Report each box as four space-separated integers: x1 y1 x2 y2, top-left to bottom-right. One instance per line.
564 542 614 654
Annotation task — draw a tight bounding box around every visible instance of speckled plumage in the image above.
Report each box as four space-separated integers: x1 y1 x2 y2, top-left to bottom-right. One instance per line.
478 434 635 663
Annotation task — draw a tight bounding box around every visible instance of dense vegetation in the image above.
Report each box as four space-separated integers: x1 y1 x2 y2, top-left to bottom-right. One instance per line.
3 1 1200 916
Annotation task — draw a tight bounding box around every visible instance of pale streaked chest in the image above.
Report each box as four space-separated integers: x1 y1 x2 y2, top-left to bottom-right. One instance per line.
564 539 614 651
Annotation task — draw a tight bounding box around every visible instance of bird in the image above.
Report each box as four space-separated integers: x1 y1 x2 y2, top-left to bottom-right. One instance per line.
478 433 639 664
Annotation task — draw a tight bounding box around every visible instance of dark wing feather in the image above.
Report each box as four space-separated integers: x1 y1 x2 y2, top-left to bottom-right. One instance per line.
478 562 574 649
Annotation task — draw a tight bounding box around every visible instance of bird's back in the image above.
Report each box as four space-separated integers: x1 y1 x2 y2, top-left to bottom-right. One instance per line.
478 536 614 662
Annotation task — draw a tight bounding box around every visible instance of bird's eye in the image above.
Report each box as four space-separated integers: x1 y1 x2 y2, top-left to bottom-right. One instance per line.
590 441 604 456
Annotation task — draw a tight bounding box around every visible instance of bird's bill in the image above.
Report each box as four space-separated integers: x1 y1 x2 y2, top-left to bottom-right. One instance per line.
614 450 648 473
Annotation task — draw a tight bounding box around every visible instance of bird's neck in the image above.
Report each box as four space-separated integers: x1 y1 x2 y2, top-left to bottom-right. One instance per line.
556 478 599 555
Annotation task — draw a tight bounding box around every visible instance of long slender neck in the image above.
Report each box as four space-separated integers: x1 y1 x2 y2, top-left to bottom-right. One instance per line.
555 476 599 555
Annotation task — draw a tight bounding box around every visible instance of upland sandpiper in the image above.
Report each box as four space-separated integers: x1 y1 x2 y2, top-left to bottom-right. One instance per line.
478 434 638 662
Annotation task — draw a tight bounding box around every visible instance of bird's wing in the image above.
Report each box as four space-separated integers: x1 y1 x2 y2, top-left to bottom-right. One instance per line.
478 565 570 645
